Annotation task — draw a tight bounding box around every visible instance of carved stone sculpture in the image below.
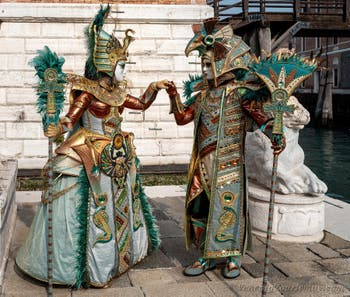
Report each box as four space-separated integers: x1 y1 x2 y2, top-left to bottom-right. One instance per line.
246 96 327 196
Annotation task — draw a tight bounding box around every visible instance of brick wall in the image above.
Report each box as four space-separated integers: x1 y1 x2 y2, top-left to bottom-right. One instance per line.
0 3 213 169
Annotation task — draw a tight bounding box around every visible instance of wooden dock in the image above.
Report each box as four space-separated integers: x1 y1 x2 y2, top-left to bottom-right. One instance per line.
208 0 350 37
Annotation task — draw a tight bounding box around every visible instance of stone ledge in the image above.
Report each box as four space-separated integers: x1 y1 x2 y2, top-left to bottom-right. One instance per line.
0 159 18 293
0 3 213 23
16 185 187 204
0 159 17 229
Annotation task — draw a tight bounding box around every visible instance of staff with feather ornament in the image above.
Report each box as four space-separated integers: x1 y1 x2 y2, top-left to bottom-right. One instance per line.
30 46 66 297
250 49 318 296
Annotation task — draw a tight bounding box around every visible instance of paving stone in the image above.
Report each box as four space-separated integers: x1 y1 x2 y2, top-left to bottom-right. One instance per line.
151 196 185 227
329 274 350 291
242 262 287 279
207 278 282 297
145 186 186 199
16 203 38 227
269 243 321 262
316 258 350 274
141 281 215 297
134 249 175 269
205 266 253 281
160 237 201 267
158 220 184 238
246 236 288 263
8 204 38 259
2 260 71 297
322 231 350 250
273 261 328 277
109 272 132 288
338 249 350 257
270 276 350 297
3 287 71 297
241 254 257 264
72 287 143 297
128 268 177 288
6 187 350 297
150 207 170 221
166 266 209 283
307 243 341 259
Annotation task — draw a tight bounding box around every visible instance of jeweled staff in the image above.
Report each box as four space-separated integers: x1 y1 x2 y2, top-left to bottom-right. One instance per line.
250 49 318 296
261 83 294 297
30 46 66 297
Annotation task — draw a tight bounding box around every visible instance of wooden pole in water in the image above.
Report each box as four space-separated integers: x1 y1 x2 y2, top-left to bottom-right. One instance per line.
322 69 333 126
315 70 326 123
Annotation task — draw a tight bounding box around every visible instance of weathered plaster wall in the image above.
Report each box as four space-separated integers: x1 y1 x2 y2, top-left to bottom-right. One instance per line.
0 3 213 169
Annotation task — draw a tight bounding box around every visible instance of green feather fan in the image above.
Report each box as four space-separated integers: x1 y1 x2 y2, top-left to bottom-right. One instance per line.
30 46 66 131
249 51 318 96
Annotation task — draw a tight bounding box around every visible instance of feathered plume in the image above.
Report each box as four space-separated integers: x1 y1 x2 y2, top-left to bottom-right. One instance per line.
30 46 66 131
183 74 203 106
249 49 319 96
84 5 110 80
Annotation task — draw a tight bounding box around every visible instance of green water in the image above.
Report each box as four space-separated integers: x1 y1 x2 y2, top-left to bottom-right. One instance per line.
299 127 350 202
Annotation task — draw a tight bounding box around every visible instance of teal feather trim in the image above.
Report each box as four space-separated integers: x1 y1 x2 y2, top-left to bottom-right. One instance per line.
250 52 317 82
135 157 160 251
30 46 66 130
91 165 100 176
84 5 110 80
184 95 197 107
183 74 203 100
183 74 203 106
74 168 90 288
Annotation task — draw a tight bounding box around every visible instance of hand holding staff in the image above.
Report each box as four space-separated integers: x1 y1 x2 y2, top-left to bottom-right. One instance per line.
30 46 66 297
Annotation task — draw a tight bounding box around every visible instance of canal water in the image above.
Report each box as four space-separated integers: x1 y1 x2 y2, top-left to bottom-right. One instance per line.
299 126 350 202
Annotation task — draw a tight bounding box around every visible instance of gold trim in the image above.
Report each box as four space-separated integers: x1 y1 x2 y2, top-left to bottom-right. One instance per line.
205 249 241 258
217 171 241 185
66 73 127 107
41 182 78 204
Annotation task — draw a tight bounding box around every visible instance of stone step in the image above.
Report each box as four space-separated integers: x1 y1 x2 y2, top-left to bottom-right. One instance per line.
0 159 17 292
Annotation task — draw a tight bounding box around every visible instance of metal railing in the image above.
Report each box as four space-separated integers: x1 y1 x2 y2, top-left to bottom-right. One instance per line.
207 0 350 21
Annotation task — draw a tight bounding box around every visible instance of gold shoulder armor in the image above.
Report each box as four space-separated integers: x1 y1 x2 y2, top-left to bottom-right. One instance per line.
66 73 127 107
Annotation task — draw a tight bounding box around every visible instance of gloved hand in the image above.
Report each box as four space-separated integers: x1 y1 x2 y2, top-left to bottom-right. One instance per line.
44 122 63 138
261 120 286 155
166 81 178 97
155 79 170 90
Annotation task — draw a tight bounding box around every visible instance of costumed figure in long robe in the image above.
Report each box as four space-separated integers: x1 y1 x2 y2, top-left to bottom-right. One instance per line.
166 18 285 278
16 5 168 288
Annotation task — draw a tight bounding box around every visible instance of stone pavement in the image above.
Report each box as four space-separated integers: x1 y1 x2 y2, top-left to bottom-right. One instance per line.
2 186 350 297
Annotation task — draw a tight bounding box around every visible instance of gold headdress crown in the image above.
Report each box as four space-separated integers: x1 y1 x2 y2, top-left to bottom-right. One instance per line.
94 28 135 76
86 5 135 78
185 18 252 86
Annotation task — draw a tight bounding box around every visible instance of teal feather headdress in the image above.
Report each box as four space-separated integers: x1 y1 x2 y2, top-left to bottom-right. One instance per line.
30 46 66 131
84 5 110 80
84 5 134 80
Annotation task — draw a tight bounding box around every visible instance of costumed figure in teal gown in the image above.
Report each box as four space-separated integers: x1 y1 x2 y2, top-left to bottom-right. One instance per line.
16 5 168 288
165 18 317 278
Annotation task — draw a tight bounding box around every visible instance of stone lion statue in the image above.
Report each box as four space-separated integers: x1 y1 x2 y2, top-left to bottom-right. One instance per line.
245 96 327 196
